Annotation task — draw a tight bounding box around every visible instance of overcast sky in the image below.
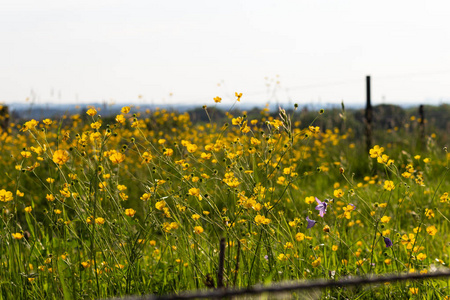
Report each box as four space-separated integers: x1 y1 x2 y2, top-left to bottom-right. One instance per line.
1 0 450 107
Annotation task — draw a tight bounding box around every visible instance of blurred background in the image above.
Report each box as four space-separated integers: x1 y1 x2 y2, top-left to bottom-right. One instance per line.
1 0 450 109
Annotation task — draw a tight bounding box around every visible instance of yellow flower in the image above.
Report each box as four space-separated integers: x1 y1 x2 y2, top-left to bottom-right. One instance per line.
188 187 202 200
311 257 321 268
191 214 201 221
213 96 222 103
53 149 70 165
86 108 97 116
24 206 32 213
277 253 289 261
20 119 39 131
95 217 105 225
284 242 294 249
401 233 416 249
54 209 62 215
417 253 427 261
90 121 102 129
401 171 411 178
163 148 173 156
155 201 166 210
409 288 418 295
426 225 437 236
12 232 24 240
305 196 315 204
21 151 32 158
425 208 435 219
333 189 344 198
332 245 338 251
369 145 384 158
140 193 151 201
115 114 126 124
423 158 430 163
194 226 204 234
117 185 127 191
186 143 198 153
276 176 286 185
0 189 13 202
254 214 271 225
250 137 261 146
295 232 305 241
377 154 390 164
380 216 391 223
200 152 212 160
121 106 131 114
125 208 136 217
342 205 354 219
109 152 125 164
383 180 395 191
46 194 55 202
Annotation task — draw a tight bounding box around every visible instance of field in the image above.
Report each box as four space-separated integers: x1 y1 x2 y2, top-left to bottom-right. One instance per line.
0 98 449 299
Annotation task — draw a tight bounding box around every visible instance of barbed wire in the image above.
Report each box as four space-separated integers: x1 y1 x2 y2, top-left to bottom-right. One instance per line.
109 269 450 300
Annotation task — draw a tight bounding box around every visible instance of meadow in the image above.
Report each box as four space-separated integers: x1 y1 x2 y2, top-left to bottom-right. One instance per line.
0 97 449 299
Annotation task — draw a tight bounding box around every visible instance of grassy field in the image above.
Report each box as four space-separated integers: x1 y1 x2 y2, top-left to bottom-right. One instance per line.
0 98 449 299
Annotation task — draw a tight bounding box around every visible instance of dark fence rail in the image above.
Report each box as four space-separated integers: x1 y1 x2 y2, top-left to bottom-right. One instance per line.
110 269 450 300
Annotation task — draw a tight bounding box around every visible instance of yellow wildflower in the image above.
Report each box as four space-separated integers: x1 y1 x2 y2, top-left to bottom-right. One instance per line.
383 180 395 191
12 233 24 240
125 208 136 217
311 257 321 268
21 119 39 131
380 216 391 223
95 217 105 225
0 189 13 202
86 108 97 116
194 226 204 234
426 225 437 236
52 149 70 165
109 152 125 164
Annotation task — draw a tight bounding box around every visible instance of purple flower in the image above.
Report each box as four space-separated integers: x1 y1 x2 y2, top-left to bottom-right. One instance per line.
383 236 393 248
315 197 327 217
306 216 316 229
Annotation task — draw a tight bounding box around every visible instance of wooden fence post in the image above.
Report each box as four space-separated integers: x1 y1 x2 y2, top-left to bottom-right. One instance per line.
419 104 425 150
365 76 373 153
0 105 9 132
217 238 225 289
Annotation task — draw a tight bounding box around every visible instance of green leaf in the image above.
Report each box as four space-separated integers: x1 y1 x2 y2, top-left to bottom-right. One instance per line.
57 259 73 300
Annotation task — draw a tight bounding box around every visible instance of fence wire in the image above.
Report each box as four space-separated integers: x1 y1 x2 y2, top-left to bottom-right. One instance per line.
110 269 450 300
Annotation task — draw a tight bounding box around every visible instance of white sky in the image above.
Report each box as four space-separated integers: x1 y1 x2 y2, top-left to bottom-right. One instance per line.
1 0 450 107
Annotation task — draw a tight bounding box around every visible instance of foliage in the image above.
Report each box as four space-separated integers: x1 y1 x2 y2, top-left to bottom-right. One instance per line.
0 98 449 299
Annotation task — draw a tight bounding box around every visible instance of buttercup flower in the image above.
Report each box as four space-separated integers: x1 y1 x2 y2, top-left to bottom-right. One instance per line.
52 149 70 166
12 233 24 240
0 189 13 202
125 208 136 217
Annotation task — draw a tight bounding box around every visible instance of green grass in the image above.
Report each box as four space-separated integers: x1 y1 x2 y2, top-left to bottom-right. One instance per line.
0 102 449 299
